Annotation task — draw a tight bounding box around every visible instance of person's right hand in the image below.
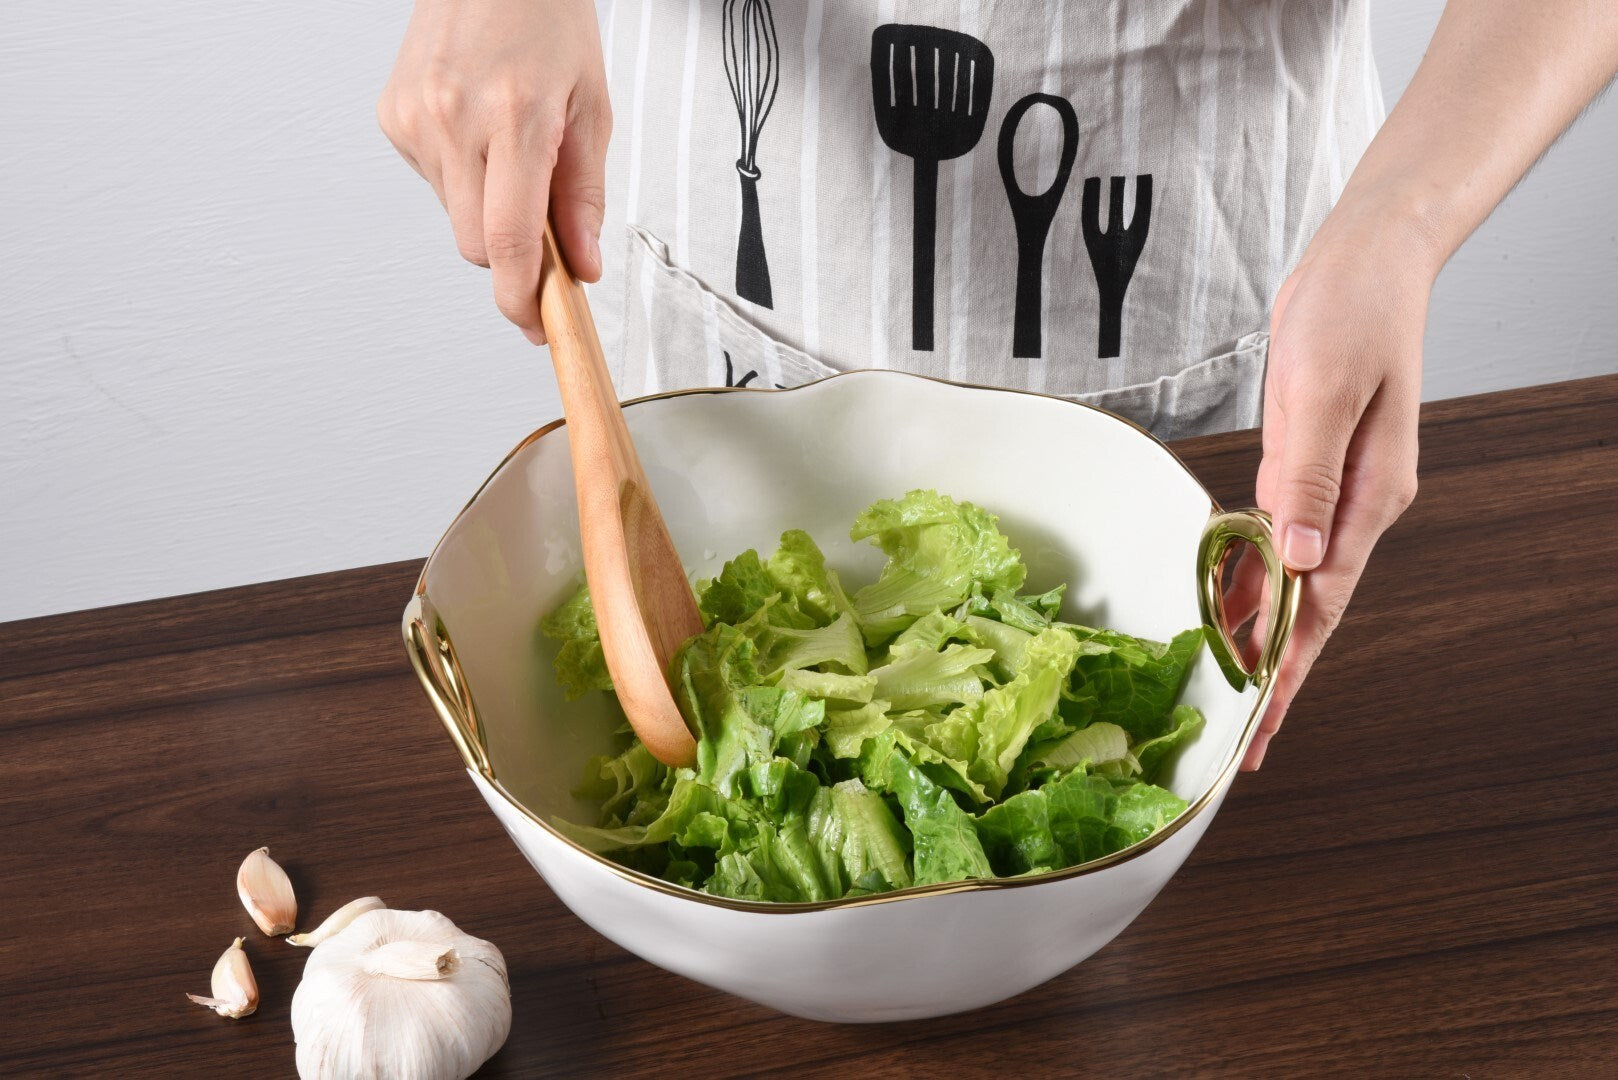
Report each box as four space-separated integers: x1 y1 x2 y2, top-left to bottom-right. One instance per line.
378 0 611 344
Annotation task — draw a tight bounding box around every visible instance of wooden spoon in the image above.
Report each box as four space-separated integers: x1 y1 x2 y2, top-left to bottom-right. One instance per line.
538 224 702 767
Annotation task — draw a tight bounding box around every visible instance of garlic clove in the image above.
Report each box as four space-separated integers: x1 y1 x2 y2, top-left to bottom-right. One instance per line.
237 846 297 936
187 937 258 1019
288 896 385 947
362 939 460 980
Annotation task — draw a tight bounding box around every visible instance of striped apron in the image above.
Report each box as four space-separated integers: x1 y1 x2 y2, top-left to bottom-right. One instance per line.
591 0 1384 440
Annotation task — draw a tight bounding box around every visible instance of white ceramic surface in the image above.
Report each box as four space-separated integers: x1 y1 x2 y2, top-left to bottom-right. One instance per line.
406 371 1278 1022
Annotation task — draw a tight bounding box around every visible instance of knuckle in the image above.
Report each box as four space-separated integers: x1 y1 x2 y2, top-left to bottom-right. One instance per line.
422 78 466 125
1305 580 1356 642
1389 469 1419 515
490 281 536 325
568 181 607 219
534 108 568 161
1319 589 1352 635
484 227 538 264
488 78 541 127
454 232 489 268
375 95 396 138
376 98 414 149
1283 461 1343 517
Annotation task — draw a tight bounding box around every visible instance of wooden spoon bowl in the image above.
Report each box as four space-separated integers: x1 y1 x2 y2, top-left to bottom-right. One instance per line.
537 225 702 767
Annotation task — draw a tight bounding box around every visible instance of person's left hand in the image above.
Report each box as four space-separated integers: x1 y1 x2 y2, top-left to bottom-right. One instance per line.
1236 209 1435 770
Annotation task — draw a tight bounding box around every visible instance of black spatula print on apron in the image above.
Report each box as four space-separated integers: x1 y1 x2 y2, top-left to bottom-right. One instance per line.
997 94 1079 360
723 0 780 309
871 25 995 352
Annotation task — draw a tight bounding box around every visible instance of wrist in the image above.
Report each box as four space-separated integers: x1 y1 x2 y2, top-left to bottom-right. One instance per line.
1306 178 1454 286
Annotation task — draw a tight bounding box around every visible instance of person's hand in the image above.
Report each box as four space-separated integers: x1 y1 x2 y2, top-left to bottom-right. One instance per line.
377 0 610 344
1238 207 1436 769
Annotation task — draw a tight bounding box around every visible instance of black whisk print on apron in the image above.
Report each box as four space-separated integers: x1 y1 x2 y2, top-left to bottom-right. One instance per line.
723 0 780 309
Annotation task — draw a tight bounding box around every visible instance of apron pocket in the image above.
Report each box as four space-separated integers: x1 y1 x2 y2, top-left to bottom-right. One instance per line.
1068 331 1269 442
613 225 841 398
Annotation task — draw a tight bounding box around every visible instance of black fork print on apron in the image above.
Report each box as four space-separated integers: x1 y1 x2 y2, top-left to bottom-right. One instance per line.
1081 175 1153 359
723 0 781 309
871 25 995 352
997 94 1079 360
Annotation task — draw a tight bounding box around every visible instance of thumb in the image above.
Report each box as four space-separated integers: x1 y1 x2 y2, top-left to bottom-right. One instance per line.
550 83 611 283
1271 383 1366 572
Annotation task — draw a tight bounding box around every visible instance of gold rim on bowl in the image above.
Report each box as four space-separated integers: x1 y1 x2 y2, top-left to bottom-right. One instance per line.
402 370 1300 914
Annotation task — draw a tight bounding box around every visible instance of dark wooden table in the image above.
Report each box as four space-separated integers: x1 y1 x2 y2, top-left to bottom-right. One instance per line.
4 376 1616 1077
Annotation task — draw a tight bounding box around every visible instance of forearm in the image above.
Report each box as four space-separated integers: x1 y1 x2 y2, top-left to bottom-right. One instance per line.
1323 0 1618 274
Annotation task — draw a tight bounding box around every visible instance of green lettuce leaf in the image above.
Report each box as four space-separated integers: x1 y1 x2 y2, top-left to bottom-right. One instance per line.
963 588 1057 633
868 642 994 712
765 529 855 627
724 757 841 902
539 582 613 699
892 726 992 805
1061 625 1204 740
960 614 1035 681
922 627 1082 799
672 623 825 797
886 609 967 659
860 730 993 886
552 775 753 854
808 779 914 895
701 549 815 629
850 490 1027 644
1024 721 1138 778
1135 705 1206 785
1042 767 1127 865
744 609 869 676
1106 779 1189 849
975 789 1060 876
575 741 668 824
824 700 893 758
1023 585 1067 622
776 668 878 705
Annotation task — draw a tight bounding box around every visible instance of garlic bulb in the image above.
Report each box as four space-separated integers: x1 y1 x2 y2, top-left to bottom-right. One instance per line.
291 909 510 1080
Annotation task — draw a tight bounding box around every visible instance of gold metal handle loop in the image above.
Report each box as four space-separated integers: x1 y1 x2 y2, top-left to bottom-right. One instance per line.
1196 510 1302 692
403 596 493 779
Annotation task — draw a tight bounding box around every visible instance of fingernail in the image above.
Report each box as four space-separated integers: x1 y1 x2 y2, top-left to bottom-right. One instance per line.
522 327 547 347
1282 524 1325 570
1248 736 1269 771
588 233 602 275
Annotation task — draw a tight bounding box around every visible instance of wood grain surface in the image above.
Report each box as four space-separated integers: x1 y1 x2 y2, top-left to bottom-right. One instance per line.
3 375 1616 1078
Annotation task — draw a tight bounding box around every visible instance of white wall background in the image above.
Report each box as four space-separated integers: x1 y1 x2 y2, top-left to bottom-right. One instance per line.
3 2 1616 622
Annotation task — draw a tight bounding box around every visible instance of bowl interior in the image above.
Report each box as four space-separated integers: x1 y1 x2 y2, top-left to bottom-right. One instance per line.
420 373 1260 837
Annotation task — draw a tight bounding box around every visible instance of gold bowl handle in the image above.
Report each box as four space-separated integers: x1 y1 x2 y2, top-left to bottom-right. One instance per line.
1196 510 1302 691
403 596 494 779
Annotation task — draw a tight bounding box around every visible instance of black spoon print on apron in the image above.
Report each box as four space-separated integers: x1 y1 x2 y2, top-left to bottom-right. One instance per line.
723 0 780 309
1081 175 1153 359
997 94 1079 360
871 25 995 352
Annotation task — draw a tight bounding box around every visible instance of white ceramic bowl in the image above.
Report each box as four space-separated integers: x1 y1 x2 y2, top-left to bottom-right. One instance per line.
403 371 1296 1023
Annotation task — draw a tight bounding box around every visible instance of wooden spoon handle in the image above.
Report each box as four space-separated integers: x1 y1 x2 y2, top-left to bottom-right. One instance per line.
537 226 647 489
538 225 701 768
